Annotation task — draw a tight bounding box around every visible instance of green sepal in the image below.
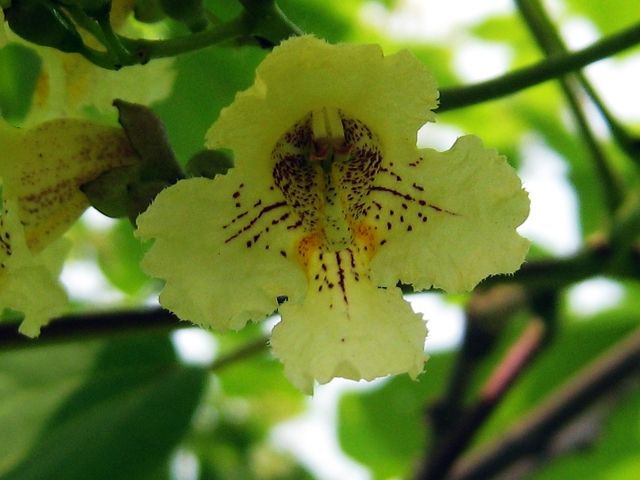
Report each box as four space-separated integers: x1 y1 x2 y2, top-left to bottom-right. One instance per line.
82 100 184 221
80 165 141 218
185 148 234 179
113 99 183 184
4 0 85 53
126 179 171 223
82 171 170 222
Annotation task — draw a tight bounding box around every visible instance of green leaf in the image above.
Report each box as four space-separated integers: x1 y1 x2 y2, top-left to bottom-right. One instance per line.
5 1 85 53
152 46 266 163
0 332 207 480
96 220 151 295
535 384 640 480
471 14 540 68
338 354 455 479
278 0 356 42
216 351 305 428
565 0 640 36
0 43 41 122
0 340 104 475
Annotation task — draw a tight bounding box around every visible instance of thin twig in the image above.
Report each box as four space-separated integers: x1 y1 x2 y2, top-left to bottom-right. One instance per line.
438 21 640 112
448 325 640 480
516 0 624 213
209 336 269 371
516 0 640 159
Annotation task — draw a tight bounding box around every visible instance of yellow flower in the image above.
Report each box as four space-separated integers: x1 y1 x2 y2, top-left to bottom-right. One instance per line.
0 117 140 335
137 36 530 393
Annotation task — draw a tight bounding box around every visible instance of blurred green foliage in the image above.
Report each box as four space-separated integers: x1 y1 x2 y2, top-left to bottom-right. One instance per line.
0 333 206 479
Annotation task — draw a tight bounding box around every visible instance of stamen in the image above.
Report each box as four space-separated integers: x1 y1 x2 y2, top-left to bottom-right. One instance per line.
311 107 346 159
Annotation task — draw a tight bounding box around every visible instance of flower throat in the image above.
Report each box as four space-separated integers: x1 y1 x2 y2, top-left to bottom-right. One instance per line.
271 108 383 251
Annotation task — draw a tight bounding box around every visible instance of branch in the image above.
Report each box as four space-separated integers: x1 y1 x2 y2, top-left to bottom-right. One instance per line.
120 16 250 65
448 325 640 480
429 286 527 437
516 0 625 213
0 307 183 350
416 318 547 480
515 0 640 160
438 21 640 112
4 199 638 351
209 336 269 371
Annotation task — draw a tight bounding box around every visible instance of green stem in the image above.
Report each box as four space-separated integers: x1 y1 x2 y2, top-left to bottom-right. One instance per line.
575 73 640 159
64 5 108 46
515 0 640 159
79 46 121 69
438 21 640 112
209 336 269 372
516 0 625 214
237 0 304 44
97 13 132 66
121 16 250 64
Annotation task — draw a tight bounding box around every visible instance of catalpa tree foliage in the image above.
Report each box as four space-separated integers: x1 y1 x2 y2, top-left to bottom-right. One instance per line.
1 1 639 479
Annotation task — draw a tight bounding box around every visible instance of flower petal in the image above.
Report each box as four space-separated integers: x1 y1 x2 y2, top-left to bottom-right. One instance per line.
0 198 67 336
369 135 530 292
0 118 139 251
206 35 437 182
136 175 307 331
271 248 426 393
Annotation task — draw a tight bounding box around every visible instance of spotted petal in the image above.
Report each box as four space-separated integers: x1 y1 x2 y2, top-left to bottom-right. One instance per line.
1 117 140 334
0 118 139 251
369 135 530 292
206 35 438 182
271 247 426 394
136 175 307 330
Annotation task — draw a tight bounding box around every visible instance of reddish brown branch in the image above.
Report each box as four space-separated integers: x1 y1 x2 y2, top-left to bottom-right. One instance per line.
449 325 640 480
416 318 547 480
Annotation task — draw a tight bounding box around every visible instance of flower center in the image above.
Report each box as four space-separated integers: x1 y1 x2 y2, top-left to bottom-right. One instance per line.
272 108 382 252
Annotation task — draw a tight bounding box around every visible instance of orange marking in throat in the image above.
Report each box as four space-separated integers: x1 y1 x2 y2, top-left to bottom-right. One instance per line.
295 232 325 271
352 222 378 259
